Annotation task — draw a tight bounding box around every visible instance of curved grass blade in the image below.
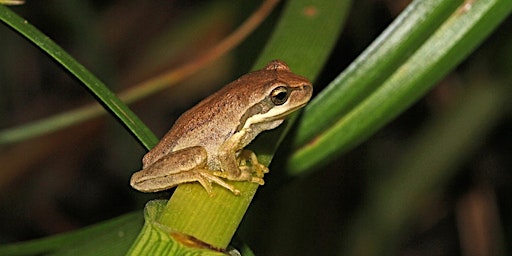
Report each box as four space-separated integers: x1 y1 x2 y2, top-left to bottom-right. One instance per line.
0 5 158 149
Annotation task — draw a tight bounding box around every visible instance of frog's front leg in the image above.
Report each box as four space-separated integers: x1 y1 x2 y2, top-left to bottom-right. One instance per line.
130 146 240 195
214 148 267 185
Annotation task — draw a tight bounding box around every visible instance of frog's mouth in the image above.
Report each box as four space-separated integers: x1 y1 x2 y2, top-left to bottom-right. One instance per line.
271 102 308 120
248 100 309 127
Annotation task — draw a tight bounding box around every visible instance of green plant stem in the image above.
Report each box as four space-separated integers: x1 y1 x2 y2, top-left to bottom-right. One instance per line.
158 182 259 249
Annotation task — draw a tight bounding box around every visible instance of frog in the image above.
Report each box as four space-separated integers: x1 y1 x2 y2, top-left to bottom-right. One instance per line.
130 60 312 195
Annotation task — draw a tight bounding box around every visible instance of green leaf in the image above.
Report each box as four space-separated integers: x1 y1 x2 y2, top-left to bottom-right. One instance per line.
0 213 142 256
254 0 352 79
287 0 512 174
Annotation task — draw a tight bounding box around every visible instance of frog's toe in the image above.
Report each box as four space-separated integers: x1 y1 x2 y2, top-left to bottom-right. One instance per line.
260 164 270 174
250 176 265 185
239 164 268 179
199 171 240 195
194 175 214 196
212 170 227 178
254 163 269 175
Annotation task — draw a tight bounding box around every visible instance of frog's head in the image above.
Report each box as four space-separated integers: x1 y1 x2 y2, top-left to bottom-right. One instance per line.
236 60 313 131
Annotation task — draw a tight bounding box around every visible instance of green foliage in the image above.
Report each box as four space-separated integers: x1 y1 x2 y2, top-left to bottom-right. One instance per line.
0 213 142 256
0 0 511 255
288 0 512 174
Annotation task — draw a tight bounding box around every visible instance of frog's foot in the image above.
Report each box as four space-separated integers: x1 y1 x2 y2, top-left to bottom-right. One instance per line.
212 169 265 186
194 170 241 196
238 167 266 185
238 149 269 177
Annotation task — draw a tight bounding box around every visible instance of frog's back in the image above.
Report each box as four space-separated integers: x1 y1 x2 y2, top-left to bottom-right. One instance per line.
160 68 290 150
142 77 254 167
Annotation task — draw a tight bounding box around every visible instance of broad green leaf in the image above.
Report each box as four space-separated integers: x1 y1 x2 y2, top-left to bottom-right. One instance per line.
287 0 512 174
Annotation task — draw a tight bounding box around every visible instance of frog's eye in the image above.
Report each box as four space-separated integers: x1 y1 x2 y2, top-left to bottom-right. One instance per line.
270 86 290 105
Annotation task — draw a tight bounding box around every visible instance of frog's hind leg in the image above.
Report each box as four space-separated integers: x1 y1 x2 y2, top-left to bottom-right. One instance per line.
132 169 239 196
130 146 239 196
